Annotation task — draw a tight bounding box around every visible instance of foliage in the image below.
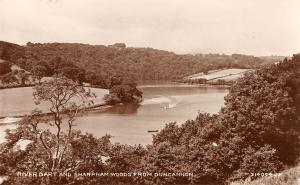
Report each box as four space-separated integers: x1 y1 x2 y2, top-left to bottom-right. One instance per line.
0 69 31 87
31 65 48 83
0 41 25 63
220 55 300 166
104 80 143 105
137 55 300 184
0 60 12 76
0 72 18 86
0 41 278 88
0 76 97 184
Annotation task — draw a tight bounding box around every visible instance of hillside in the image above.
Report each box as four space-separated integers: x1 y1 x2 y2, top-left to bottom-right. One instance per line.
0 41 279 87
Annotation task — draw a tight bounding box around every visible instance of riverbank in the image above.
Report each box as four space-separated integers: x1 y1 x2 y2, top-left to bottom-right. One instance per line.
0 86 109 118
0 84 104 90
0 84 34 90
140 81 231 88
0 103 111 121
0 78 231 90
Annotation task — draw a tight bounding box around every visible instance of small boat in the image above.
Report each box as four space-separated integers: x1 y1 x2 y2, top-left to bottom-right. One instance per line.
160 105 169 109
147 130 159 133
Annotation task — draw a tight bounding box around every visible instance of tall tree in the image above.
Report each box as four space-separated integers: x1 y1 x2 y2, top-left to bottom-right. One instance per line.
0 76 98 184
32 76 96 172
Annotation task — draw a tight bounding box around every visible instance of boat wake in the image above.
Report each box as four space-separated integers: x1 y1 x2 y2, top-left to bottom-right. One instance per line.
141 95 179 109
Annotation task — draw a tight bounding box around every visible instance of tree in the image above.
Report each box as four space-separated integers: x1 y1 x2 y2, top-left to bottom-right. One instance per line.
220 55 300 166
60 67 86 85
17 69 30 85
104 83 143 105
0 60 12 76
47 56 65 75
1 72 18 86
32 65 48 83
32 76 96 171
109 76 123 87
0 76 98 184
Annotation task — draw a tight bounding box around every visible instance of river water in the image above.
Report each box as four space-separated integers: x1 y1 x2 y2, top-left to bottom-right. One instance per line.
0 83 229 145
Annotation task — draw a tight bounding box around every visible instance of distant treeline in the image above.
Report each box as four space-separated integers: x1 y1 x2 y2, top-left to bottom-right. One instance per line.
0 41 280 88
179 78 232 85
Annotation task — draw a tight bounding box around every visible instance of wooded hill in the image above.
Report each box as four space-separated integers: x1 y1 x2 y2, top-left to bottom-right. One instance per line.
0 41 280 86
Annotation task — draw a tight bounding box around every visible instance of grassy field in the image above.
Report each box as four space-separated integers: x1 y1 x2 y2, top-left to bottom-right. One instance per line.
231 165 300 185
188 68 254 81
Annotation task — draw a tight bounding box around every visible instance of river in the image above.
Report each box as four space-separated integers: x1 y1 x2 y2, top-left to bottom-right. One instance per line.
0 83 229 145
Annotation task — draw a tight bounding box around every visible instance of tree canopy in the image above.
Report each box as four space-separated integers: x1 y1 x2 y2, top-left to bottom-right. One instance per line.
0 41 279 88
104 79 143 105
137 54 300 184
0 60 11 76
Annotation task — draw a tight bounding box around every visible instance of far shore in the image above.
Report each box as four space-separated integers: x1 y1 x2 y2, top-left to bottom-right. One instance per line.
0 84 105 90
0 82 231 92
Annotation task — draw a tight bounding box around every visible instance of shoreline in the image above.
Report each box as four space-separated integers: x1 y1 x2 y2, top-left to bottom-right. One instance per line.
0 81 231 90
0 84 34 90
138 82 231 88
0 104 112 123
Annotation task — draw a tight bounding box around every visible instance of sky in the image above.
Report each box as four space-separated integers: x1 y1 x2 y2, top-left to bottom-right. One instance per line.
0 0 299 56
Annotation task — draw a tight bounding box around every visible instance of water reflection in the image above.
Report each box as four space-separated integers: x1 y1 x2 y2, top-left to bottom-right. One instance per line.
74 84 229 145
104 104 140 114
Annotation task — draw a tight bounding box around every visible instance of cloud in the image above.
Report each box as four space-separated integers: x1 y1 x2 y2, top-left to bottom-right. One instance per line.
0 0 299 56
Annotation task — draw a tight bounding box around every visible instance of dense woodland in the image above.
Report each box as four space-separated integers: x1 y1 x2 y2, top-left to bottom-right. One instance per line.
0 52 299 184
0 41 280 88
